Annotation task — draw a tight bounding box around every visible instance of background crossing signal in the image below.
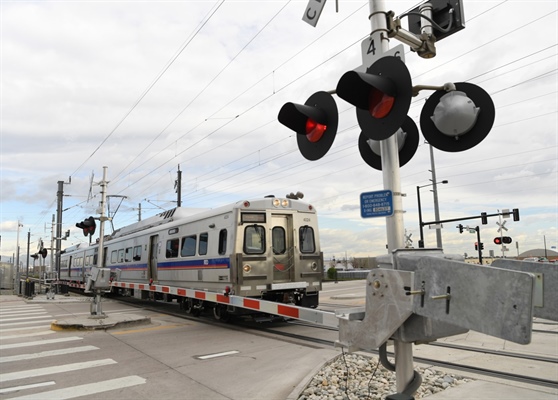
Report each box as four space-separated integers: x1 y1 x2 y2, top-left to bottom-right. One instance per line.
76 216 96 237
336 56 413 141
278 91 338 161
494 236 512 245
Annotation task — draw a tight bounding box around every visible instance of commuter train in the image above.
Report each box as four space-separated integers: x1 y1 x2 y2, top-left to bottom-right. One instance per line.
59 196 323 317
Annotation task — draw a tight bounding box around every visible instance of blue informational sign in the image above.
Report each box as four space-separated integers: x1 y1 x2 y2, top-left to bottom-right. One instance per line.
360 190 394 218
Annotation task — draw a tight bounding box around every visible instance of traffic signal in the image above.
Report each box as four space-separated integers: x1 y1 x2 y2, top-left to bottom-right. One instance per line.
475 242 478 250
458 224 464 234
420 82 495 152
76 216 96 237
358 116 419 170
278 91 338 161
480 242 484 250
336 56 413 141
513 208 520 221
481 212 488 225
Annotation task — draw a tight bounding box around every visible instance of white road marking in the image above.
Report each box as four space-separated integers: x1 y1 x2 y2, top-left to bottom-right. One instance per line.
0 345 99 363
197 350 240 360
0 330 55 340
8 375 146 400
0 319 54 327
0 381 56 394
0 358 117 382
0 315 52 322
0 336 82 350
0 325 52 333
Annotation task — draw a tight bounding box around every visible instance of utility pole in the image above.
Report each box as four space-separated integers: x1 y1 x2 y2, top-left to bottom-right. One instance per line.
90 166 109 317
175 164 182 207
429 144 443 248
55 180 64 285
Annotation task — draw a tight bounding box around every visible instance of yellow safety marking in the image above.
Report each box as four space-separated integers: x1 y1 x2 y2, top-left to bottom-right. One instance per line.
111 324 186 335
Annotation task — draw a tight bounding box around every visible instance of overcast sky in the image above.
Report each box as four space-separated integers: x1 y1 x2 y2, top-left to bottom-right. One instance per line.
1 0 556 264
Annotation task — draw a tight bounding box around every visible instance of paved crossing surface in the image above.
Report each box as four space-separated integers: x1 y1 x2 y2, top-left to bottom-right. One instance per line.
0 299 146 399
0 295 338 400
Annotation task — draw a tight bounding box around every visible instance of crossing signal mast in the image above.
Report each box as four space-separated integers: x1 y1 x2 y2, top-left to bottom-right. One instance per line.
276 1 549 399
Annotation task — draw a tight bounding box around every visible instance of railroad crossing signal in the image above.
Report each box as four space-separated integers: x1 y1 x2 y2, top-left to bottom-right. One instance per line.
420 82 495 153
494 237 512 245
76 216 96 237
278 91 338 161
337 56 414 141
496 220 508 233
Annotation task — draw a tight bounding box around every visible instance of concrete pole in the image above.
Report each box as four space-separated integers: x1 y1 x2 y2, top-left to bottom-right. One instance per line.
368 0 414 394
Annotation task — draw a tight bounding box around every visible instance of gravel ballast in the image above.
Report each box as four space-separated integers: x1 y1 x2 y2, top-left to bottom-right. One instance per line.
297 353 472 400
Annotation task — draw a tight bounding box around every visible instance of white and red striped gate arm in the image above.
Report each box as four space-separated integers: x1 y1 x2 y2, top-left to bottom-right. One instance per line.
111 281 339 328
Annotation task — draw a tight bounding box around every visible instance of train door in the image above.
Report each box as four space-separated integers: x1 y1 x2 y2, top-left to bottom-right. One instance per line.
271 214 294 282
147 235 158 282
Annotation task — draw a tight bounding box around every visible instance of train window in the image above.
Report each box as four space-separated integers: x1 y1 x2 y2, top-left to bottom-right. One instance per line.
118 249 125 263
93 254 98 266
181 235 196 257
218 229 227 255
125 247 132 262
133 246 142 261
299 226 315 253
199 233 208 256
272 227 286 255
111 251 117 263
166 239 179 258
244 225 265 254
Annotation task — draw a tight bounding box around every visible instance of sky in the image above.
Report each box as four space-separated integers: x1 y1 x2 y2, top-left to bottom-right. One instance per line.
1 0 557 266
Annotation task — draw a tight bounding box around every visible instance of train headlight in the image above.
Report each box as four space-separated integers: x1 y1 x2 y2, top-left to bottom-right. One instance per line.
311 262 318 271
273 199 280 207
281 199 289 207
243 264 252 273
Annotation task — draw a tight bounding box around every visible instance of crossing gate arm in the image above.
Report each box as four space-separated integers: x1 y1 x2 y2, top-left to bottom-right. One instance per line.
110 281 339 328
336 250 537 353
491 259 558 322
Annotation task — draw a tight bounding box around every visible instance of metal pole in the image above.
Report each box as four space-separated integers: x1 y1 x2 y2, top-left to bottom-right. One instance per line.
55 180 64 286
476 226 483 265
429 145 443 248
91 166 108 317
176 165 182 207
416 186 424 248
15 221 22 294
369 0 414 394
26 230 30 281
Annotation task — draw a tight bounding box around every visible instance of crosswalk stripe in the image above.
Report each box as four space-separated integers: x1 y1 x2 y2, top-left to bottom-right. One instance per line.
1 319 55 327
0 305 43 311
0 325 52 333
9 375 146 400
0 309 46 315
0 315 52 322
0 345 99 363
0 336 82 350
0 358 117 382
0 381 56 394
0 330 55 340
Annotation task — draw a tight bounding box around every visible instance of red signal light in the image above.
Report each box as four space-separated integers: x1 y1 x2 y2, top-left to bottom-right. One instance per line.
305 118 326 142
369 89 395 118
494 237 502 245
